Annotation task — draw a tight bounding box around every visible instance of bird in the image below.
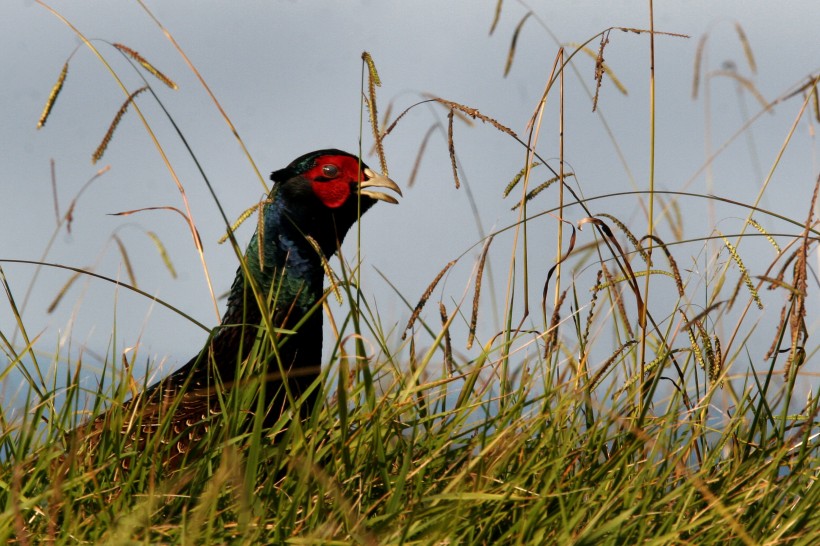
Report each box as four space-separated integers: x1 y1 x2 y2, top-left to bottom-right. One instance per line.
72 149 401 468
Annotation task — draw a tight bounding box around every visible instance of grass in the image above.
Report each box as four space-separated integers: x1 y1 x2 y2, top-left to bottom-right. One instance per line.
2 3 819 544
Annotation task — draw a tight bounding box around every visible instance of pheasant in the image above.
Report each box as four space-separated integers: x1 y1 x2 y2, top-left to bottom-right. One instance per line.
74 149 401 468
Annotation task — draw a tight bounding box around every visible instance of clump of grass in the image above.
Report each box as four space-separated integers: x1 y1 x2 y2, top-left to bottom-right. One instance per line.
2 3 819 545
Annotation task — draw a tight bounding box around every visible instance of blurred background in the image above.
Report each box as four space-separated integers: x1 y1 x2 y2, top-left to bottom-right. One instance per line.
2 1 818 414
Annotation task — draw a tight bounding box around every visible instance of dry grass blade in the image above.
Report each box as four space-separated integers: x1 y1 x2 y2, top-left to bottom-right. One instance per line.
64 200 76 234
602 262 633 338
49 159 59 224
438 302 455 375
668 199 684 241
565 42 629 106
504 11 532 77
767 248 799 291
598 214 649 265
727 263 751 311
402 260 456 340
782 73 820 101
503 162 541 197
380 103 413 139
381 96 516 143
217 201 266 244
257 199 266 270
732 22 757 74
718 232 763 310
680 301 725 331
592 30 611 112
710 69 768 109
361 51 382 86
109 205 186 221
467 235 494 350
112 234 137 288
92 86 148 164
56 166 111 237
583 270 604 346
511 173 573 210
578 217 646 329
432 98 517 138
182 450 250 545
784 174 818 376
616 350 667 397
766 269 806 297
524 48 561 134
746 218 780 253
47 269 83 314
113 43 178 89
599 269 675 287
108 205 203 257
680 310 706 372
306 236 342 304
765 303 789 361
489 0 504 35
37 61 68 129
692 33 708 99
146 231 177 279
616 27 689 39
587 340 636 390
767 74 818 128
541 219 576 323
408 125 436 188
812 80 820 123
694 318 720 384
712 334 723 385
544 289 568 358
368 99 395 158
380 101 393 136
434 100 475 127
362 51 387 175
10 465 27 542
641 234 684 297
446 109 460 189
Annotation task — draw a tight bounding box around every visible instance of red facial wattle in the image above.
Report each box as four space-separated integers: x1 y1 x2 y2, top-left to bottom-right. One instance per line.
306 155 363 209
311 179 352 208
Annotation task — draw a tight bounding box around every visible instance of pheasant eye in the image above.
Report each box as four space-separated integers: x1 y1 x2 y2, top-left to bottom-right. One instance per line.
321 164 339 178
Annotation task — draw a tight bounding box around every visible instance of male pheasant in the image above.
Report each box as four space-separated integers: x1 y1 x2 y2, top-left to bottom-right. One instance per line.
75 149 400 467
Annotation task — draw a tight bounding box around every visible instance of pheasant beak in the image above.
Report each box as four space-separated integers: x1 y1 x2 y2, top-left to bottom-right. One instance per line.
359 168 402 204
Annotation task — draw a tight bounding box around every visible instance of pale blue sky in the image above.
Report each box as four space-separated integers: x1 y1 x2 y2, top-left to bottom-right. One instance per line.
2 1 818 411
